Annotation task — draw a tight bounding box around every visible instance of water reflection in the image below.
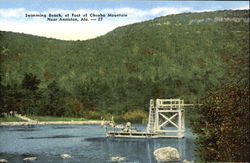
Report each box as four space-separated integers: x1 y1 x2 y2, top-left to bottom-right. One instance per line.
86 136 194 163
24 135 83 139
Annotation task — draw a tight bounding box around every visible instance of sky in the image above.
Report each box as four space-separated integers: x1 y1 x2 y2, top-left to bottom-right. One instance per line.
0 1 249 40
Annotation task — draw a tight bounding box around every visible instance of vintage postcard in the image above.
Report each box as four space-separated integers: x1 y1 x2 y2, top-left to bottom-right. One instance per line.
0 1 249 162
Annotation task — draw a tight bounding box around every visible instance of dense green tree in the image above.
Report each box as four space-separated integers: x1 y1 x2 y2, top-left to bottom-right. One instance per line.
40 81 69 116
19 73 42 115
191 22 249 161
0 77 5 116
1 83 24 114
22 73 41 91
192 85 249 162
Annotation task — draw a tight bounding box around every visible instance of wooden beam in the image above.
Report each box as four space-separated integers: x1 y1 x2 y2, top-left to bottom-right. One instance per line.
159 113 179 129
159 113 178 128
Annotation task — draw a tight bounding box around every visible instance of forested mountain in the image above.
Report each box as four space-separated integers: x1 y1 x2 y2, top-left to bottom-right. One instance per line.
0 9 249 120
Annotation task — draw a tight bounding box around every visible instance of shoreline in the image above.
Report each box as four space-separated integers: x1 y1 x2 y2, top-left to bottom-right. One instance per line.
0 120 112 126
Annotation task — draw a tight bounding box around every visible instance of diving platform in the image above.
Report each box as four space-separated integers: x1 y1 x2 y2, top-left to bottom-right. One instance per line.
106 99 189 138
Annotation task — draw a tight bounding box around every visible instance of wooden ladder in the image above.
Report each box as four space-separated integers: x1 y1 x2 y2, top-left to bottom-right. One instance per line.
147 99 156 133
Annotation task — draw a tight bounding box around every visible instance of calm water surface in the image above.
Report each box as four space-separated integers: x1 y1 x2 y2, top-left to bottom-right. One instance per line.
0 124 195 162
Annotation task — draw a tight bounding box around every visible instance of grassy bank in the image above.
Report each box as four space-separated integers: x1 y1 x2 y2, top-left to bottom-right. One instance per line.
0 116 24 122
28 116 87 122
1 111 195 125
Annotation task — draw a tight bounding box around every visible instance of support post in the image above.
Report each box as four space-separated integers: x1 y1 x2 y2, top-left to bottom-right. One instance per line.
155 106 159 131
178 109 182 137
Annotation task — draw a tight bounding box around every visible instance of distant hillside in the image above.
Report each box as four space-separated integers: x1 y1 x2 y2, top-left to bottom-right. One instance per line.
0 9 249 117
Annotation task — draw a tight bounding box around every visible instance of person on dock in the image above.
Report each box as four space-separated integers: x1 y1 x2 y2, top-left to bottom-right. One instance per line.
122 122 131 132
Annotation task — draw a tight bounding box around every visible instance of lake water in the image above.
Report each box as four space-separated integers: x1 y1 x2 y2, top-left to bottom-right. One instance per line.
0 124 195 162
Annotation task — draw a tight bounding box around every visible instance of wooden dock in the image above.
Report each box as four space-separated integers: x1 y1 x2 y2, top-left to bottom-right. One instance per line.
107 131 184 138
106 99 190 139
107 131 157 138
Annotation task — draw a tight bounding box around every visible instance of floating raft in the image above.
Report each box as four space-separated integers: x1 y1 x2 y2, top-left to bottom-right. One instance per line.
106 131 183 138
107 131 157 138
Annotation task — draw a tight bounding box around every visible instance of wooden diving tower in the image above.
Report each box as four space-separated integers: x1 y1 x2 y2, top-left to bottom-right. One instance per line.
106 99 186 138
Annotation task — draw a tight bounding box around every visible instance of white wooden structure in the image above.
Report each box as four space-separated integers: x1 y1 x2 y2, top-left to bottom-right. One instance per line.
106 98 187 138
147 99 185 138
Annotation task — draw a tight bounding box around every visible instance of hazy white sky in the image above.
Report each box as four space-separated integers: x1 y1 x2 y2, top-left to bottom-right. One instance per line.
0 1 249 40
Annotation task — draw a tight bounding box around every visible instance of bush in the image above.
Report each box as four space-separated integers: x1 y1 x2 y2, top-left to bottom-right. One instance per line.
84 111 102 120
122 109 147 123
113 115 124 123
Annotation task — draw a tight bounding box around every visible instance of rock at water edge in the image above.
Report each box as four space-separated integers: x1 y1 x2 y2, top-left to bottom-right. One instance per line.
153 146 180 161
23 157 37 161
183 160 194 163
60 154 71 159
0 159 8 163
110 156 125 162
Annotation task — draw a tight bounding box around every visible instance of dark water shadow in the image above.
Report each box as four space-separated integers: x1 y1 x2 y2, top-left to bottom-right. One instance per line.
8 128 38 132
84 137 109 142
21 153 37 158
52 126 78 129
24 135 83 139
0 152 18 161
8 125 39 132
